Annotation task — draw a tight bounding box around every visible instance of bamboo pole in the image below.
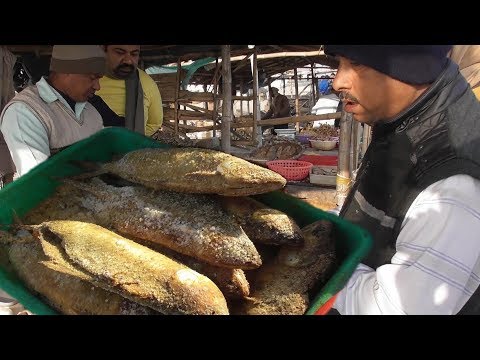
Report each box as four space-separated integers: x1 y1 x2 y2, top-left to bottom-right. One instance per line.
336 111 354 209
251 47 261 146
350 121 359 173
141 49 325 63
240 79 244 117
294 67 300 132
361 124 372 159
310 64 316 105
258 112 340 127
232 52 254 73
212 58 219 138
203 84 208 111
174 57 181 135
221 45 232 153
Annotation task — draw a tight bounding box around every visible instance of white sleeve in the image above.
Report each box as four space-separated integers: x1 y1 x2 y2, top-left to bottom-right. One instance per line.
0 102 50 177
333 174 480 315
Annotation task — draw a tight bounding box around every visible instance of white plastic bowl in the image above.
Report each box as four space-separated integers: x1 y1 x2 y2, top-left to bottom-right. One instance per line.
310 139 337 151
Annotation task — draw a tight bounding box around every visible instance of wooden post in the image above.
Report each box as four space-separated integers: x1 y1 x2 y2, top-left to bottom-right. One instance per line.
203 84 208 110
212 57 219 138
221 45 232 153
310 64 316 106
294 67 300 132
361 124 372 159
240 79 244 116
251 47 261 146
174 57 181 135
336 111 353 209
350 121 359 173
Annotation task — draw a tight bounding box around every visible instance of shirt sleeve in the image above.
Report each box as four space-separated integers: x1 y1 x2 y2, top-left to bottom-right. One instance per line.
333 174 480 315
0 102 50 176
143 75 163 137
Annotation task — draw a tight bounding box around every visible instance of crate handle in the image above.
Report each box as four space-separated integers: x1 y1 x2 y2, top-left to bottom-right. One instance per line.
314 293 338 315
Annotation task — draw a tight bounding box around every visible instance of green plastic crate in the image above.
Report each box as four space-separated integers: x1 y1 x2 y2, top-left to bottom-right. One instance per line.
0 127 372 315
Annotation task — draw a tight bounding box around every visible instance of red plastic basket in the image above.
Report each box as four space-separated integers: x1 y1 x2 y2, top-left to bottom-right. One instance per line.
266 160 313 181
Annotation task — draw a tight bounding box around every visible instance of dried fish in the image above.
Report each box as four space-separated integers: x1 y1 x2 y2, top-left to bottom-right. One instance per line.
8 230 159 315
219 196 304 246
236 219 336 315
134 238 250 300
29 220 230 315
73 147 286 196
66 178 262 270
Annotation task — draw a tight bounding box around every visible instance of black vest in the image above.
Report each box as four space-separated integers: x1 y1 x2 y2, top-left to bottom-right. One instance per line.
340 60 480 314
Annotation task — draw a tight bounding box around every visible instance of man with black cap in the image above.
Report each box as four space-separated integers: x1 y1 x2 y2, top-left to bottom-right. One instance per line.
324 45 480 315
0 45 105 178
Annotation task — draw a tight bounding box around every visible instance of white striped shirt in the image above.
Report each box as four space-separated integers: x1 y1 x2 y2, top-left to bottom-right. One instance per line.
333 174 480 315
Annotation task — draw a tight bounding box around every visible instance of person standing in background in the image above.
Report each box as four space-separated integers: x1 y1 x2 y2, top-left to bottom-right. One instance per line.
261 87 291 135
0 45 105 177
89 45 163 136
449 45 480 100
0 46 17 187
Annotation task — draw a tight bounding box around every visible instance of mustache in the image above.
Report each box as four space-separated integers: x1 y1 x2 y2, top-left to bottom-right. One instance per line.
339 92 359 103
116 64 135 72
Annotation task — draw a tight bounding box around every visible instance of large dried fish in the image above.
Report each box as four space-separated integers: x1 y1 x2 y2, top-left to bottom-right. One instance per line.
21 183 252 297
29 220 230 315
7 230 159 315
133 238 250 300
219 196 304 246
66 178 262 270
236 219 336 315
73 147 286 196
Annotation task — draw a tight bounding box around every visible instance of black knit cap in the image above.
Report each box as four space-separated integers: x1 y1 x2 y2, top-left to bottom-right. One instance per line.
324 45 452 84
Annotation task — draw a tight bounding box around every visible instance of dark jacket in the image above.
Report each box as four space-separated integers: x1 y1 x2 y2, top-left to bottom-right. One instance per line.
340 59 480 314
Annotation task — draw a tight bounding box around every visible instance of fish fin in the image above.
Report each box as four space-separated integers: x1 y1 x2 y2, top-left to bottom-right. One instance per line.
61 178 110 200
67 160 107 180
6 211 39 243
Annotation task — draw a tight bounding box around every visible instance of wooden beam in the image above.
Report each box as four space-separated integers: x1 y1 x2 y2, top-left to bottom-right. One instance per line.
257 112 341 127
251 48 261 146
174 58 181 135
294 67 300 131
231 49 324 62
212 57 219 138
336 111 354 209
221 45 232 153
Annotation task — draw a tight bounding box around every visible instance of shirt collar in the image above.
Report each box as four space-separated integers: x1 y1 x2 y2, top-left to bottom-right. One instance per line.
35 77 88 119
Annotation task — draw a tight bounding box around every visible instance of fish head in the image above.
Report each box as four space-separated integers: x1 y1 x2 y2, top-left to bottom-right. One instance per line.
216 159 287 196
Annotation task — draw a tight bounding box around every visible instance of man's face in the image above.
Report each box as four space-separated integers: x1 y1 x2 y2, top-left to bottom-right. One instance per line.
332 56 425 125
64 73 103 102
104 45 141 79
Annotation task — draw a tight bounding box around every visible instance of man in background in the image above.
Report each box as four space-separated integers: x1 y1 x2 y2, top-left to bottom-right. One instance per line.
449 45 480 99
0 46 16 187
89 45 163 136
0 45 105 178
261 86 291 135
